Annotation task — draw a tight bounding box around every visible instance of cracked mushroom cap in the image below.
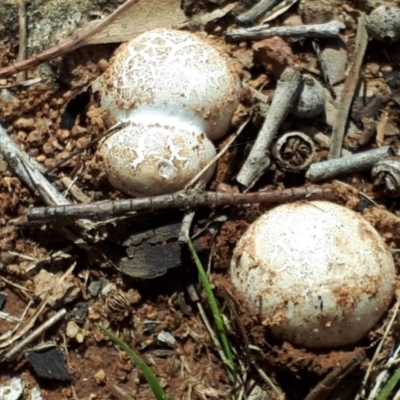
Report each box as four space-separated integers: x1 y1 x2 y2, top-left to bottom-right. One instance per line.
230 201 395 349
99 111 216 197
367 5 400 42
94 28 241 141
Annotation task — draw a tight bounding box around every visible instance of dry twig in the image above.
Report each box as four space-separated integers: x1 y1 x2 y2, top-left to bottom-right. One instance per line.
227 20 345 41
236 67 302 188
328 14 368 159
16 0 30 83
306 146 394 182
23 185 336 223
0 0 139 78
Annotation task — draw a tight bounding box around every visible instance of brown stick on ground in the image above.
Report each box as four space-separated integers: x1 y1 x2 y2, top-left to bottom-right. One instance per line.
16 0 30 83
0 0 138 78
328 14 368 159
24 185 336 223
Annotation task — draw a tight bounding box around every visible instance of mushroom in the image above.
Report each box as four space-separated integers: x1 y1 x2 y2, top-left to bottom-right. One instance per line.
230 201 395 349
291 75 325 119
366 5 400 42
94 28 241 196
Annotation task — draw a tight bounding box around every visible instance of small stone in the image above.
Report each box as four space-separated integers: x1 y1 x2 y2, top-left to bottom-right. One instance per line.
26 130 47 146
66 321 80 339
77 136 91 149
94 369 107 385
0 161 8 172
71 302 89 323
42 142 54 155
88 281 102 297
157 331 176 347
36 155 46 163
13 118 36 131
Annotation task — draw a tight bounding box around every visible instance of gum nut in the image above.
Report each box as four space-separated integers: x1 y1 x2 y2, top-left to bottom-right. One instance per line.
291 76 325 119
98 122 216 197
367 6 400 42
230 201 395 349
95 28 241 141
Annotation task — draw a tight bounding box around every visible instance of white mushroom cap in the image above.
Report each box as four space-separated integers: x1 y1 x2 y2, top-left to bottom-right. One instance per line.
99 110 216 197
95 28 241 141
230 201 395 349
367 5 400 42
291 75 325 119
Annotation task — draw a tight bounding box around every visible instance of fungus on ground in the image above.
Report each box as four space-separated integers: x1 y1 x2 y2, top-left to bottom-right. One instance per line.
93 28 241 196
230 201 396 349
366 5 400 42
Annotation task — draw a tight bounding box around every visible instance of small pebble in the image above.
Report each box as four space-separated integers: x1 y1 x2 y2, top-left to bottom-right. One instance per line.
13 117 36 131
66 321 80 339
94 369 107 385
88 281 102 297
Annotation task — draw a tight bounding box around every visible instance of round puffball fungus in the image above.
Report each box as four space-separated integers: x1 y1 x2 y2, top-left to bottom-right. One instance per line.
366 5 400 42
99 115 216 197
95 28 241 141
94 28 241 196
230 201 395 349
291 75 325 119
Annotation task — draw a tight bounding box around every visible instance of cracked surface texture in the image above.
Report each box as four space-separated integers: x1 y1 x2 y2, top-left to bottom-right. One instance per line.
96 28 241 141
230 201 396 348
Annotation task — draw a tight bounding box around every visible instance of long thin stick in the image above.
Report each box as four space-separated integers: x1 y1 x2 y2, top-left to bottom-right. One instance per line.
227 20 345 41
355 296 400 400
235 0 278 25
236 67 302 188
16 0 29 83
0 122 96 239
328 14 368 159
1 308 67 362
0 0 138 78
23 185 335 222
306 146 394 182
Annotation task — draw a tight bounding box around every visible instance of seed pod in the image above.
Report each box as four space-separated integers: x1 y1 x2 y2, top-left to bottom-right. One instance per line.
366 6 400 42
272 131 315 172
372 156 400 197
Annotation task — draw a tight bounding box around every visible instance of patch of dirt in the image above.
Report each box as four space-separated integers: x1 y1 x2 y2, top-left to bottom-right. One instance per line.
1 0 400 399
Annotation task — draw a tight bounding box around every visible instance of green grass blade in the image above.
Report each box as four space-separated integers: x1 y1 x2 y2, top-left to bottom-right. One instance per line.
97 324 169 400
377 368 400 400
187 238 236 379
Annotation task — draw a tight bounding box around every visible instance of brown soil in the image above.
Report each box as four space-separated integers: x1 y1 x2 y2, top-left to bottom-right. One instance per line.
1 0 400 399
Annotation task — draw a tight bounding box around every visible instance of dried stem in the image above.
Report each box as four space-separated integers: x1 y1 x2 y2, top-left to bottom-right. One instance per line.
355 295 400 400
235 0 278 25
306 146 393 182
1 308 67 362
328 14 368 159
185 117 250 189
0 0 139 78
23 185 335 223
0 123 69 206
16 0 30 83
0 122 96 237
227 20 345 41
304 350 366 400
236 67 302 188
